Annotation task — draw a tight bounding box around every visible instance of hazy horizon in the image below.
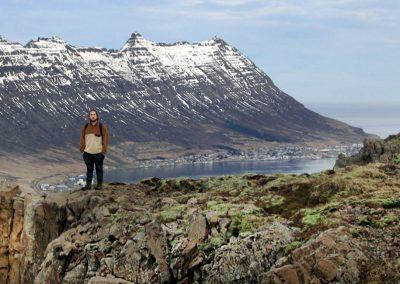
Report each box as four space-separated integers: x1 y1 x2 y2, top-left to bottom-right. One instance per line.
306 101 400 139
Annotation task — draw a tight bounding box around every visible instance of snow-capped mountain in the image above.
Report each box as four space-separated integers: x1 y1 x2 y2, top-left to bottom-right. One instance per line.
0 33 367 153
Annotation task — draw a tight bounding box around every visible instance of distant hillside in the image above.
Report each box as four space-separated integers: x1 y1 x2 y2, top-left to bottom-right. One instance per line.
0 33 371 154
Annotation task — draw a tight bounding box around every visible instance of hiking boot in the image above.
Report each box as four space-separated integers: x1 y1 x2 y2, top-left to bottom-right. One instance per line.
94 184 103 190
81 184 91 191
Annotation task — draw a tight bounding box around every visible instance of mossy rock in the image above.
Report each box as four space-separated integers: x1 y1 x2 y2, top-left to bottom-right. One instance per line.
284 241 302 255
375 213 399 228
160 204 187 222
204 175 252 193
206 201 241 217
175 194 193 204
257 194 285 212
169 238 180 248
227 209 265 237
380 199 400 209
301 210 322 226
358 216 373 227
299 202 340 227
209 235 227 248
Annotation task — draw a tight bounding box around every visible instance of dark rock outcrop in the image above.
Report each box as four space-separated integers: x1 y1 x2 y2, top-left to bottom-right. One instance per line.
335 133 400 168
1 162 399 283
260 226 368 283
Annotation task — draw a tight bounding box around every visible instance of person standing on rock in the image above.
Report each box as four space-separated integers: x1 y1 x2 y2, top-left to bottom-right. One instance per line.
79 109 109 190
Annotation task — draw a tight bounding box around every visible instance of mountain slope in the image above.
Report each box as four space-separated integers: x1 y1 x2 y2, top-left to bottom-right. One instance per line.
0 33 368 153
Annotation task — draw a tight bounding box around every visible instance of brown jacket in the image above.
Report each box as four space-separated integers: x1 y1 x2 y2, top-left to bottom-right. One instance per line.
79 122 109 155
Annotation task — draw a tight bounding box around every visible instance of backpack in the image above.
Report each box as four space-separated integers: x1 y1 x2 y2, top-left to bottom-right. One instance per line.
84 122 103 138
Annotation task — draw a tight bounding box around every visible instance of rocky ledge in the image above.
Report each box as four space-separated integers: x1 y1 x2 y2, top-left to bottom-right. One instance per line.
335 132 400 168
1 162 399 283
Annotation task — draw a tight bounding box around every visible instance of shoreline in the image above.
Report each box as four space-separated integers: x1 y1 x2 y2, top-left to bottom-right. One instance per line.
110 153 330 171
42 155 340 192
1 143 361 193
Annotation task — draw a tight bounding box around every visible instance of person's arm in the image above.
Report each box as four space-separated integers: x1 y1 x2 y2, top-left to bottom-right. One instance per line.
79 126 85 153
102 124 109 155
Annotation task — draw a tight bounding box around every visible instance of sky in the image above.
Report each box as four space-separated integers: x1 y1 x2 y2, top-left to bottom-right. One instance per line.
0 0 399 104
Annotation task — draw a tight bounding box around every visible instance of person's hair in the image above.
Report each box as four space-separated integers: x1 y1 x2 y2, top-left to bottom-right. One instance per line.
88 108 99 119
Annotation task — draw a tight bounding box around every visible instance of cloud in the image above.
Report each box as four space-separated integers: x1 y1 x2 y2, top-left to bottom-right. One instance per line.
207 0 260 6
139 0 399 27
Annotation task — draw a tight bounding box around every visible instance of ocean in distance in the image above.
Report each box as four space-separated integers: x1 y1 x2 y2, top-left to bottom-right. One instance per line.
306 102 400 139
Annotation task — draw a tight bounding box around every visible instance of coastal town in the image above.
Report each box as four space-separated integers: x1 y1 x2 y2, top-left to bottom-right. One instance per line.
36 143 362 192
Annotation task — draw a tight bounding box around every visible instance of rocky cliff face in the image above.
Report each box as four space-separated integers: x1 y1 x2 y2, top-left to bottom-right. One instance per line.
335 133 400 168
1 162 399 283
0 185 66 283
0 33 369 153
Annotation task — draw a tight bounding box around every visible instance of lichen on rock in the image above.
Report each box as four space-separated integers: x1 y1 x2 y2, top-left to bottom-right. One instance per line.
0 161 399 283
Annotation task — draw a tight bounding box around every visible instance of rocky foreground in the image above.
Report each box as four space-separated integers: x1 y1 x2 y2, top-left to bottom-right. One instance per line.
1 160 399 283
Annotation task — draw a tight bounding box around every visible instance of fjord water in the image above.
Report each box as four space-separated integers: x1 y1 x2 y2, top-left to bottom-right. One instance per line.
105 158 337 183
105 102 399 183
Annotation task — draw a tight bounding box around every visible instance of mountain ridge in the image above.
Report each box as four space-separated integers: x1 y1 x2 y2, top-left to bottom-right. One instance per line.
0 32 370 154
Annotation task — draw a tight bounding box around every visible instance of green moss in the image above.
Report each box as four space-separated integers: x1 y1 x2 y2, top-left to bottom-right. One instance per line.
380 198 400 209
110 210 126 226
204 175 252 194
323 217 341 226
299 201 343 228
284 241 302 255
376 213 399 227
343 166 385 180
239 188 253 197
301 209 322 226
206 201 240 216
349 228 363 238
259 194 285 210
344 196 365 206
263 174 294 190
197 242 207 254
163 179 180 190
169 239 179 248
209 235 226 248
197 235 228 258
227 209 264 237
160 204 187 222
394 154 400 165
359 216 373 227
175 194 192 204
